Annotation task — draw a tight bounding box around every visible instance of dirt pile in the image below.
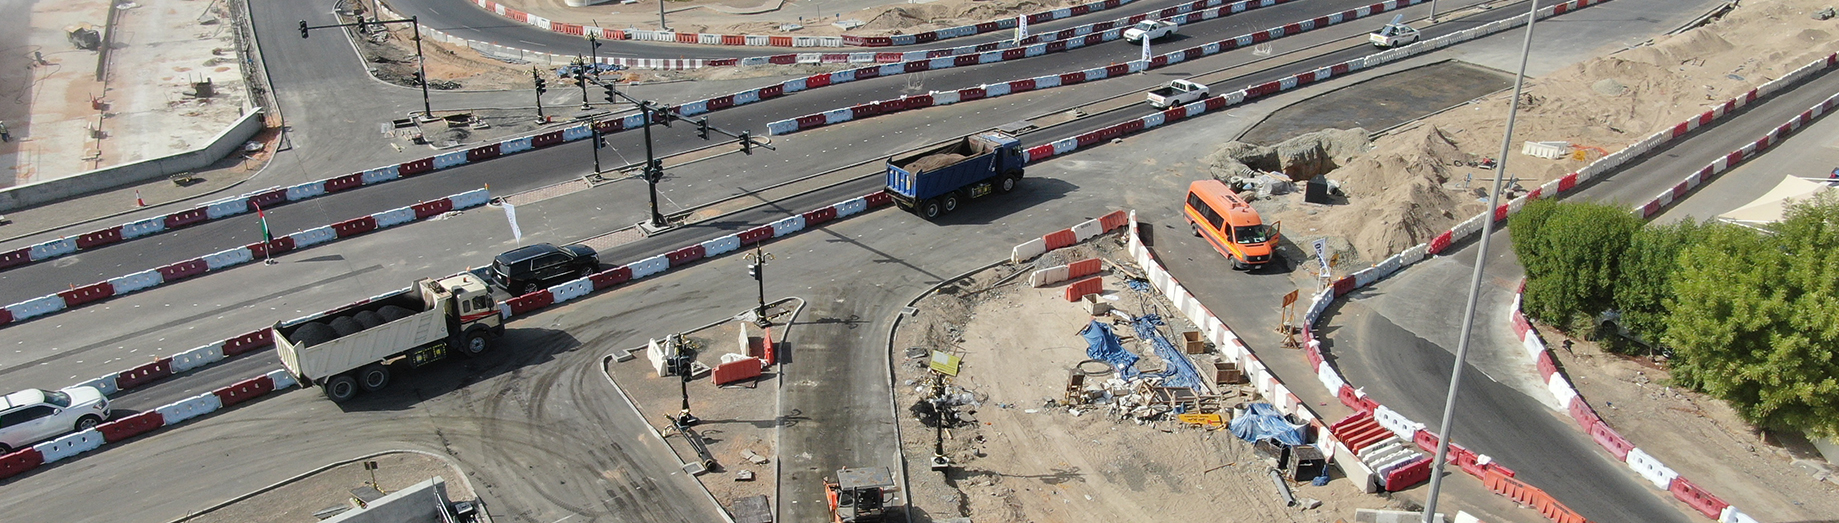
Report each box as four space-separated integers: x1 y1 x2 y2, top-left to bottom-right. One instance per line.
1204 128 1371 181
713 0 1068 35
1275 0 1839 261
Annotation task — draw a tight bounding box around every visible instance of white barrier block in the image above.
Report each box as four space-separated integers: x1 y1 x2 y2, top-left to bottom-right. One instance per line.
121 217 166 239
1352 267 1379 288
286 181 326 201
449 188 492 209
878 64 903 77
204 197 250 219
156 392 224 426
1548 376 1578 407
108 269 164 295
289 226 338 249
677 100 709 116
1011 237 1047 263
372 207 417 228
548 278 594 304
170 343 226 373
734 90 761 105
1071 217 1104 241
32 428 104 463
782 78 807 93
630 255 670 279
1373 405 1424 441
1051 138 1077 154
1625 448 1680 490
29 237 78 261
265 369 299 389
1034 75 1061 88
1722 507 1760 523
932 91 961 105
433 150 468 169
928 57 953 70
562 125 593 141
1316 364 1345 393
771 215 806 237
6 295 67 321
500 136 534 154
822 108 852 124
202 247 254 270
73 374 120 397
833 197 868 217
1029 265 1071 288
831 69 856 83
767 120 799 136
620 113 646 130
700 235 741 257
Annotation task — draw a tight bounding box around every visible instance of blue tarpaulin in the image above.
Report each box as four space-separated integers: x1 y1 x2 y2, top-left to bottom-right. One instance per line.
1080 320 1140 379
1230 403 1307 446
1131 314 1204 391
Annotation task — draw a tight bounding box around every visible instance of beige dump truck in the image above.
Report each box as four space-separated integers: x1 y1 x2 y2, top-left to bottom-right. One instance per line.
274 273 504 402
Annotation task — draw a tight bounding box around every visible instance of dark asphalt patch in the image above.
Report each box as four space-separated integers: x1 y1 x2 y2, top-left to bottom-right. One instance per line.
1238 60 1516 145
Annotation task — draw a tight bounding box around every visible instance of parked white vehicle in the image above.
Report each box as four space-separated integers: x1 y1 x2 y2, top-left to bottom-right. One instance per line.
1124 20 1179 43
0 387 110 453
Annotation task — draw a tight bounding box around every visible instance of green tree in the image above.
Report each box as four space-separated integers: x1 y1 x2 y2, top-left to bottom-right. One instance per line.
1514 201 1642 330
1510 198 1560 278
1614 219 1704 345
1666 192 1839 437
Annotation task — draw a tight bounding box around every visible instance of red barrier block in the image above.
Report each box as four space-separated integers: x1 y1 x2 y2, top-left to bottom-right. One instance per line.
1568 396 1601 429
467 143 502 162
1726 150 1745 167
76 226 124 249
333 216 378 238
1067 258 1102 279
96 411 163 443
1331 276 1354 295
853 66 881 80
58 282 115 307
506 8 527 22
1305 342 1325 370
875 52 903 62
1493 202 1510 222
803 206 837 226
1427 230 1454 255
807 73 832 88
1009 79 1036 92
865 191 893 207
1485 462 1516 478
412 198 454 219
1671 121 1690 138
213 375 276 408
1064 276 1102 302
506 291 554 315
795 115 826 130
926 50 953 60
1384 457 1431 491
1295 71 1318 85
1120 119 1145 134
117 359 175 390
666 245 706 267
1697 110 1714 126
738 225 775 245
767 54 796 65
1069 4 1088 15
1641 200 1662 219
1669 477 1730 519
1060 72 1086 85
708 58 738 67
769 36 793 47
1413 429 1439 452
904 61 930 73
532 130 564 148
865 37 893 47
953 55 979 67
707 95 735 111
247 188 285 210
1044 229 1077 250
1104 64 1129 77
0 247 29 271
158 259 209 282
222 329 274 357
721 34 745 45
590 266 633 290
324 173 363 193
246 237 296 258
713 357 764 385
1098 210 1128 231
1283 22 1302 34
554 22 583 36
1026 145 1054 162
1552 2 1568 14
850 104 882 119
1590 421 1634 460
399 158 435 176
1074 131 1103 147
675 33 698 44
1337 385 1363 412
914 31 938 44
904 95 933 109
1246 81 1281 98
1555 172 1578 193
0 448 44 481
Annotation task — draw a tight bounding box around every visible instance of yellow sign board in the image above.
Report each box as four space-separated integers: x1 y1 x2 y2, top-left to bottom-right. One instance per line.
929 351 961 376
1177 413 1223 426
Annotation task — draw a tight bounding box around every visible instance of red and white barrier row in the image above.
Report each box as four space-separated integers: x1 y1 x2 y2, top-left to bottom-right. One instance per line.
1632 89 1839 220
0 189 491 329
0 368 297 482
768 0 1622 136
467 0 1140 49
1282 48 1839 523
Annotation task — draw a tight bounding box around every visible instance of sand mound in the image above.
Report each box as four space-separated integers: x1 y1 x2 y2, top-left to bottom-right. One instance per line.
1204 128 1369 181
862 7 928 30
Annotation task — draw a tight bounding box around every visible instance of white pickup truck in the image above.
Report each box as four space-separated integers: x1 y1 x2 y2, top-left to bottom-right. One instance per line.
1369 15 1420 47
1124 20 1178 43
1147 79 1210 109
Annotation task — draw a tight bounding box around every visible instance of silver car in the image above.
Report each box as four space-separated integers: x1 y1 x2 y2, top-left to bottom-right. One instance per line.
0 387 110 454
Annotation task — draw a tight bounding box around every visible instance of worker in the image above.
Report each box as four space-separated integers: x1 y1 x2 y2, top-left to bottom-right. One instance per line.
0 120 10 142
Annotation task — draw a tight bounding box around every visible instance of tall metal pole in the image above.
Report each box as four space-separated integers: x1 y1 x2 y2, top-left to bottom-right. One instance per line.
410 17 431 118
589 115 601 174
1429 0 1439 23
658 0 668 30
575 56 591 111
531 68 546 120
641 104 665 227
1420 0 1540 520
586 33 600 86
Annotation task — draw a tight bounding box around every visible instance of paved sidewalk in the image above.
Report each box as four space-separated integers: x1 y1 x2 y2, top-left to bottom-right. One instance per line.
490 0 1082 36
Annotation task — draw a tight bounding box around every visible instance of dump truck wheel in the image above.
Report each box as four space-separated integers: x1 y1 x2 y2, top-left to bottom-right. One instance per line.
998 172 1020 194
358 365 391 392
325 375 359 403
462 331 492 356
920 199 942 220
941 193 961 214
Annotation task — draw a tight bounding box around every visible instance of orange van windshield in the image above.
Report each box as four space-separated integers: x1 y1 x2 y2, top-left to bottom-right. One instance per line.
1234 224 1271 244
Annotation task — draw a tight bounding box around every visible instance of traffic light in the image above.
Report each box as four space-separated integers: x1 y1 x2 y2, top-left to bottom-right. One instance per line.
740 131 752 155
696 119 709 140
655 105 672 127
533 69 547 95
647 159 664 182
602 84 617 104
299 21 310 38
410 72 423 86
748 263 760 281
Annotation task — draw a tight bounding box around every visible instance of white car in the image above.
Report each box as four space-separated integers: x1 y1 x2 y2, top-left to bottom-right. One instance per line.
0 387 110 454
1124 20 1179 43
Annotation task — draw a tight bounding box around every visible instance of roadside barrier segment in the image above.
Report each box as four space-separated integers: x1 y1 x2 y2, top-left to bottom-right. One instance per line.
767 0 1615 136
0 189 490 329
0 369 298 482
465 0 1142 50
1281 50 1839 523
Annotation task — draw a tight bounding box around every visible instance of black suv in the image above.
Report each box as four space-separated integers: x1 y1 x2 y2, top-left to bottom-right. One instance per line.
491 243 600 295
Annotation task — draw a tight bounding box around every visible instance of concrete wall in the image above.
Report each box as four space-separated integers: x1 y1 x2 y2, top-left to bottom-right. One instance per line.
325 476 453 523
0 108 267 213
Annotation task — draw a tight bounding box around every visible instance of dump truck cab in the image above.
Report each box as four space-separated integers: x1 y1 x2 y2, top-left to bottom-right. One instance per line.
1184 180 1279 270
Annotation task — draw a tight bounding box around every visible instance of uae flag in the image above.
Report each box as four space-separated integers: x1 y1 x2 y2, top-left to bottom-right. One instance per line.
255 202 273 244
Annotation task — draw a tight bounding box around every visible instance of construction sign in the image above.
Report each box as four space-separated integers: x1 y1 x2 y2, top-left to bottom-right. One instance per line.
1177 413 1224 426
929 351 961 376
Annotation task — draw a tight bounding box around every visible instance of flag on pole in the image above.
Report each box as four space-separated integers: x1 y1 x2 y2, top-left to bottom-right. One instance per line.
252 202 272 244
1141 35 1151 63
503 201 523 242
1017 14 1029 40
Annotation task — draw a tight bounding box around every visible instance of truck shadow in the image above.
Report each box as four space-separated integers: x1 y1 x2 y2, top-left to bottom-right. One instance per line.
327 327 580 412
923 177 1079 226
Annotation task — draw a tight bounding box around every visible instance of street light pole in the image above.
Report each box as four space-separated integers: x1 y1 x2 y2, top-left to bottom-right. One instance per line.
589 115 602 174
409 16 431 118
658 0 669 30
640 103 665 228
744 246 774 327
1419 0 1541 521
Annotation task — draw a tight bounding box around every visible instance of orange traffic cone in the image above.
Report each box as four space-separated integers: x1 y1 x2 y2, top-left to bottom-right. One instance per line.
135 189 145 207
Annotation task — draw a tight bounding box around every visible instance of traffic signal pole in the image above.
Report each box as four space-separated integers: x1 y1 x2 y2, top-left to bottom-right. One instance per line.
300 16 431 118
531 68 547 120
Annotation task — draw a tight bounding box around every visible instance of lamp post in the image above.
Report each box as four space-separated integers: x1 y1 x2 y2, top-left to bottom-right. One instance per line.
743 246 774 327
1419 0 1543 521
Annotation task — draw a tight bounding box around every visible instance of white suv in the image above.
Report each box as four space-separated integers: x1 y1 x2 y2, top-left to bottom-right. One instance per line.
0 387 110 454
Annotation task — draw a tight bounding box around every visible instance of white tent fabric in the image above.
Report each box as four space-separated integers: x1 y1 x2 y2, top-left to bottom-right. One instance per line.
1718 176 1832 224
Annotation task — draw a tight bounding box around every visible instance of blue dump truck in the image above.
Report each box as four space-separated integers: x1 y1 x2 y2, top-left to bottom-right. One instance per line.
886 132 1026 220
